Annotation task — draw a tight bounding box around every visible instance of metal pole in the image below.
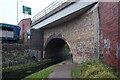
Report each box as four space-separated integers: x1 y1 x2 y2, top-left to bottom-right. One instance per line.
20 1 24 19
24 13 25 19
17 0 18 24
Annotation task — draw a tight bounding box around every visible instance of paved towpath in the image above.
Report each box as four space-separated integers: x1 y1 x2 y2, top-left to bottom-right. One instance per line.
48 59 77 78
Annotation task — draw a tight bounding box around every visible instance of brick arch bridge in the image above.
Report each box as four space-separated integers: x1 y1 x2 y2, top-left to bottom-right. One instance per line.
43 34 73 60
29 1 120 72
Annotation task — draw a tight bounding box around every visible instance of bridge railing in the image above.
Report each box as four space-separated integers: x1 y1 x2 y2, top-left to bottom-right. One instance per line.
32 0 68 23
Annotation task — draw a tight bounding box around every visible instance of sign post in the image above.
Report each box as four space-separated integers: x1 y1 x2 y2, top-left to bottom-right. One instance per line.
17 0 18 24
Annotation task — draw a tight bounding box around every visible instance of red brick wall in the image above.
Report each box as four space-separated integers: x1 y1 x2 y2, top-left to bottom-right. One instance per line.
99 2 120 72
18 18 31 39
118 2 120 72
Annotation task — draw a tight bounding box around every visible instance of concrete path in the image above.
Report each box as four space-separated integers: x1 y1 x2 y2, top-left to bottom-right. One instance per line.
48 59 77 78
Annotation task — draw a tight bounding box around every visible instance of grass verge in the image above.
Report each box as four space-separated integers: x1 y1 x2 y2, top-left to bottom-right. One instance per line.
23 64 57 79
71 60 118 78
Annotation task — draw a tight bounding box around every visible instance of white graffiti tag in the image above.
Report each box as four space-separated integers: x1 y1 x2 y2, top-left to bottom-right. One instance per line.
103 39 111 54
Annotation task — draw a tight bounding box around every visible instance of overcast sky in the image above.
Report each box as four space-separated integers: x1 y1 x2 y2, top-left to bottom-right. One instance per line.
0 0 55 25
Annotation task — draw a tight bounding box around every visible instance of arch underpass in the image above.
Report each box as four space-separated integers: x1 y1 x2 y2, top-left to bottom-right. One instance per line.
44 38 73 62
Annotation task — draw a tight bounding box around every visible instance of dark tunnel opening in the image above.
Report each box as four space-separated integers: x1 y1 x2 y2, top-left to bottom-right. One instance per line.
44 38 73 62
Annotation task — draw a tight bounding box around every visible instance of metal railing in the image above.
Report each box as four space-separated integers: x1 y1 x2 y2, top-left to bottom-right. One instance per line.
32 0 68 23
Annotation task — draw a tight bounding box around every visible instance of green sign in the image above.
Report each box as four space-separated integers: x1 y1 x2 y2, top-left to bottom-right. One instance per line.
23 5 31 15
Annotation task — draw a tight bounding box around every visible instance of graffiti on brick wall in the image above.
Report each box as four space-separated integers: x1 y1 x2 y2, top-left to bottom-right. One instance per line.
103 39 111 54
117 43 120 60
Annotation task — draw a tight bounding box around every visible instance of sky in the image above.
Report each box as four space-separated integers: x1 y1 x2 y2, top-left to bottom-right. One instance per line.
0 0 55 25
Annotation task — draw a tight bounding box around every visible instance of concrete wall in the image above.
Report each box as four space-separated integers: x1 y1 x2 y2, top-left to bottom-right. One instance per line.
99 2 120 72
2 44 29 51
43 7 100 63
30 29 44 51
